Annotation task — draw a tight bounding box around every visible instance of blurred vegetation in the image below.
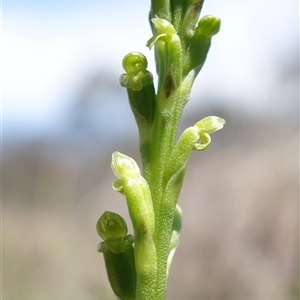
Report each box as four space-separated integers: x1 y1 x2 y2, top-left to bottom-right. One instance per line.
3 67 299 299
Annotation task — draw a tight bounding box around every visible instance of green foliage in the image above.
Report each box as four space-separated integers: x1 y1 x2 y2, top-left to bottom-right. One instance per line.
97 0 225 299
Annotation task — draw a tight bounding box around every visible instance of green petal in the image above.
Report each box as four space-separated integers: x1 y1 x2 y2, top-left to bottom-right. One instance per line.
111 151 140 179
146 33 167 49
112 179 125 194
195 116 225 134
146 17 176 49
194 132 211 150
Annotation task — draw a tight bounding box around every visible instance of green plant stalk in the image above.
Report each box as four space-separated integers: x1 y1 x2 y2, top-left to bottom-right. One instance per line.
146 74 197 300
97 1 225 299
143 21 200 292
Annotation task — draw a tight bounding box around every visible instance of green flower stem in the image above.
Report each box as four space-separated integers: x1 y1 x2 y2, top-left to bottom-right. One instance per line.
97 2 225 299
146 88 192 299
138 56 224 300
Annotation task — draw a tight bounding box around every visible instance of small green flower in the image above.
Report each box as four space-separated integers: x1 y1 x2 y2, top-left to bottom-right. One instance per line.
120 52 153 91
194 116 225 150
146 17 177 49
147 16 183 89
97 211 136 300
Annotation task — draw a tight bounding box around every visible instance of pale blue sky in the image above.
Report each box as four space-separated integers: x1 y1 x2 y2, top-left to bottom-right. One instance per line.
3 0 298 139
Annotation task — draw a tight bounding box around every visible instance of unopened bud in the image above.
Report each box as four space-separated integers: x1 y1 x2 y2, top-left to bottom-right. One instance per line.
196 15 221 38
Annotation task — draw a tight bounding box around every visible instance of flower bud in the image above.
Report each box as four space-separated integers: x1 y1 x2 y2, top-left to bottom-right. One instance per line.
111 151 141 179
96 211 128 241
184 16 221 76
122 52 148 75
196 15 221 38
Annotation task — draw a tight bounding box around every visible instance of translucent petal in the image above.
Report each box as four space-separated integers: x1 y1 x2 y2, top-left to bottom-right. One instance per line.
111 151 140 179
194 133 211 150
195 116 225 134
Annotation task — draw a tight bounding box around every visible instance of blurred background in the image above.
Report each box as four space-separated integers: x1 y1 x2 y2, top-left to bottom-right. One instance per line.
2 0 299 299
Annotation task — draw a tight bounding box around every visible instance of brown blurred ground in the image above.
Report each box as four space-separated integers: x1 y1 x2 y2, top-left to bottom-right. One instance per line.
3 113 299 300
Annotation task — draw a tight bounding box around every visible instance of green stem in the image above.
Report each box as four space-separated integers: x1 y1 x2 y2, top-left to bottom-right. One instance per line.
145 78 194 298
